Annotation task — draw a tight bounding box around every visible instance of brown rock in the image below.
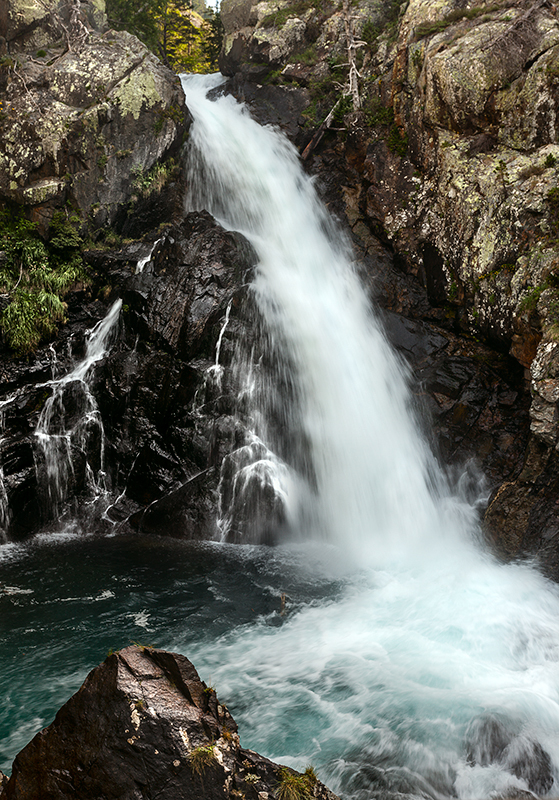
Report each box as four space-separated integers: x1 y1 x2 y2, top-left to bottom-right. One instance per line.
0 646 340 800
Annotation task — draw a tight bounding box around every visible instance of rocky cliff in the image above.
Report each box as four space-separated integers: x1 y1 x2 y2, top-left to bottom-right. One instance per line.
216 0 559 576
3 0 559 573
0 645 339 800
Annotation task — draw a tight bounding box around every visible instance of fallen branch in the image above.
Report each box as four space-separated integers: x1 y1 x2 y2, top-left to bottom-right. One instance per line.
301 98 342 161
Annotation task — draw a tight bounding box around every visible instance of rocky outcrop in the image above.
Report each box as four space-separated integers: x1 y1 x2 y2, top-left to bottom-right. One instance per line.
95 211 257 531
0 645 339 800
0 211 257 540
0 0 189 236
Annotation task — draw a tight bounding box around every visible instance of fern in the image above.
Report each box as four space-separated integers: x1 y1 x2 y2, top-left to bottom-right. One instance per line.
0 209 88 354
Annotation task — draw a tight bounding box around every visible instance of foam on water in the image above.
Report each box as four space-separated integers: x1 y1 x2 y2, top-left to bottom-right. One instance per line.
180 73 559 798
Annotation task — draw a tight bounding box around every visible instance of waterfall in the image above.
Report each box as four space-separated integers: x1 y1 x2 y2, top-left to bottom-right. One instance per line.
183 73 473 561
34 300 122 519
181 73 559 800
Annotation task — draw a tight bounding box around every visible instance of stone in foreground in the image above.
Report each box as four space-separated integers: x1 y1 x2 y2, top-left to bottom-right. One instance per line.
1 646 339 800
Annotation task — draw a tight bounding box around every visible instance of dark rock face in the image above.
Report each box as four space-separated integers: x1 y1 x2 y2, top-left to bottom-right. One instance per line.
95 211 257 529
0 646 340 800
0 211 258 540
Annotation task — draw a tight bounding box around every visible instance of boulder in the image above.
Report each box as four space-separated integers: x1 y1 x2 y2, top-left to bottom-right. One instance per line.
0 646 340 800
0 0 189 235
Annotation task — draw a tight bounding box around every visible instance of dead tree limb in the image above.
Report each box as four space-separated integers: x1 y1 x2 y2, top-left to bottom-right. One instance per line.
301 98 341 160
343 0 360 110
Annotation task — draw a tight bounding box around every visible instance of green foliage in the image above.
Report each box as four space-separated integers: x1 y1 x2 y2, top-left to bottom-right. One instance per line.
547 187 559 209
36 49 48 57
545 153 557 168
519 285 544 313
131 159 176 198
260 0 316 29
298 45 318 65
361 18 379 47
276 768 314 800
547 187 559 232
304 766 318 786
202 8 224 70
332 94 353 125
189 744 217 777
0 210 87 354
105 0 223 73
364 98 394 127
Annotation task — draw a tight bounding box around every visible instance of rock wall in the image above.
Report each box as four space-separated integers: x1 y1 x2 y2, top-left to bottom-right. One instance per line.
0 211 257 540
215 0 559 576
0 645 339 800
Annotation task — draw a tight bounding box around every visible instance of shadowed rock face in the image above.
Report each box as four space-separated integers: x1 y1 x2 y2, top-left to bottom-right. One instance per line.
0 646 340 800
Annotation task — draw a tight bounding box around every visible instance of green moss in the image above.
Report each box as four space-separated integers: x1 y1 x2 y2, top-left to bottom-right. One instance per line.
387 124 408 157
130 158 177 198
260 0 315 28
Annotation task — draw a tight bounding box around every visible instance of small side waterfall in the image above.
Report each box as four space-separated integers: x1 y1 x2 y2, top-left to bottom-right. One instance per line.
34 300 122 519
181 74 559 800
0 398 12 543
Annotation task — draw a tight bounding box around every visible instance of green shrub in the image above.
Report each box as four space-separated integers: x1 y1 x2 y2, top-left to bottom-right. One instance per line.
361 18 379 47
387 124 408 157
0 210 87 354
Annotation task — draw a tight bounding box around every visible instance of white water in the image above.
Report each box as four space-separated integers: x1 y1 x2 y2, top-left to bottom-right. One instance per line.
180 74 559 799
35 300 122 517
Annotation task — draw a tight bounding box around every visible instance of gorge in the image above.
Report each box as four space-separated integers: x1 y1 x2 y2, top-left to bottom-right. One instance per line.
2 0 559 797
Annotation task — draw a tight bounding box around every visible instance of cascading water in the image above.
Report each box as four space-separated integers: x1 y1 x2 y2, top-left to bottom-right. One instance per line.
34 300 122 518
0 397 13 543
180 73 559 800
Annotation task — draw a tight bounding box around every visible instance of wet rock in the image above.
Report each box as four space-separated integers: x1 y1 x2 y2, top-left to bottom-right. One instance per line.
129 469 218 539
464 713 553 796
125 212 256 361
0 646 340 800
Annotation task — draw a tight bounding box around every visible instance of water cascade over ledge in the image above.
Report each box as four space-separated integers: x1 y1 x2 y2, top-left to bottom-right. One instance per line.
180 73 559 800
34 300 122 519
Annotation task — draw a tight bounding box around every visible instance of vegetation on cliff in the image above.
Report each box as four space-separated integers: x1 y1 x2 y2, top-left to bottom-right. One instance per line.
0 210 87 354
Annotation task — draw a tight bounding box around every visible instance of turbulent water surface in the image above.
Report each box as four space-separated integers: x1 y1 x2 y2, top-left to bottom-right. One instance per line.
1 73 559 800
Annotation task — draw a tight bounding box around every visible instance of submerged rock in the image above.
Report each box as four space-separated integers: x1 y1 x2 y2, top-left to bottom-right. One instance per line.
0 646 340 800
464 713 554 796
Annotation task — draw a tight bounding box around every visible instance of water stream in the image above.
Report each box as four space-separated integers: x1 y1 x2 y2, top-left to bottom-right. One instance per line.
1 77 559 800
34 300 122 518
